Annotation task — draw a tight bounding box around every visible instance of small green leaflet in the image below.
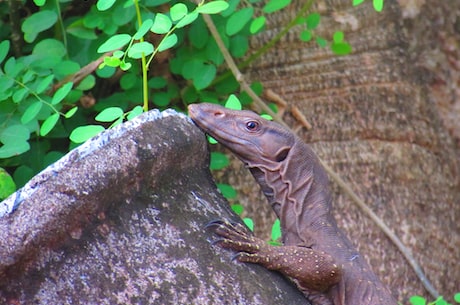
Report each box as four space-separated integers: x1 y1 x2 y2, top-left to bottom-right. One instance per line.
51 82 73 105
40 113 60 136
196 1 230 14
0 40 10 64
210 152 229 170
128 42 154 58
134 19 154 40
225 94 242 110
263 0 291 14
151 13 172 34
97 34 132 53
158 34 178 52
96 0 116 11
170 3 188 21
95 107 124 122
69 125 105 143
243 218 254 231
21 102 42 124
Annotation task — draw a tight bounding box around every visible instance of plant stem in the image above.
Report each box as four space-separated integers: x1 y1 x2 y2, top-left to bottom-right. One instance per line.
55 0 68 55
133 0 149 112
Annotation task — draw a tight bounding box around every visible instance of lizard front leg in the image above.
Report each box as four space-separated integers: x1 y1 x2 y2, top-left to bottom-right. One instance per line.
207 220 342 295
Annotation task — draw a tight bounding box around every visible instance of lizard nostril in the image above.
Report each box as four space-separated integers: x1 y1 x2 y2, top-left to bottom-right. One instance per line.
213 111 225 118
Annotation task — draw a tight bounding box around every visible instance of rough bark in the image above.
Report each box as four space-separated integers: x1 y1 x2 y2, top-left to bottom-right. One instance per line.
217 0 460 303
0 110 307 305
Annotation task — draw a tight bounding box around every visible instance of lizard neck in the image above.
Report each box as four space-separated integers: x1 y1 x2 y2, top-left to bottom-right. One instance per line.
248 140 335 246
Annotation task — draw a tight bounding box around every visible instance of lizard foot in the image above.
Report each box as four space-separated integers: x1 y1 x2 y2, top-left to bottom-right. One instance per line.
206 219 264 253
207 219 342 293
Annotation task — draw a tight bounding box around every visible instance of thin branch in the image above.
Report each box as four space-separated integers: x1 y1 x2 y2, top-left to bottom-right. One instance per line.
51 51 113 94
201 11 440 300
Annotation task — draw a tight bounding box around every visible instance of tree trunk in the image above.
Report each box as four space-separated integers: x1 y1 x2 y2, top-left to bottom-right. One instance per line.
220 0 459 302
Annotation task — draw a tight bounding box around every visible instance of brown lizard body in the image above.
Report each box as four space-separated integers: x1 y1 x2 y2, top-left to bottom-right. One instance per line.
188 103 397 305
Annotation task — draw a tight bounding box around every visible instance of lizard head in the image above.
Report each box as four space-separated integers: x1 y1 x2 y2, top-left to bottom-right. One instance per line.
188 103 295 167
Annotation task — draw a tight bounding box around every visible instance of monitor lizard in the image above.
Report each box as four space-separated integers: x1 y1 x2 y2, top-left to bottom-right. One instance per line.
188 103 397 305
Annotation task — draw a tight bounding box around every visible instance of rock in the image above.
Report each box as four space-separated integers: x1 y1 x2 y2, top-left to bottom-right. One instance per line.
0 109 307 305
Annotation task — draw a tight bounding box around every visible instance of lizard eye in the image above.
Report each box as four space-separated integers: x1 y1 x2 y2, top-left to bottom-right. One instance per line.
245 121 259 131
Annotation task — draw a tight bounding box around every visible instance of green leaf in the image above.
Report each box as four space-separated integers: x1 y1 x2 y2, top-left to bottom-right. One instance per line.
176 12 199 28
69 125 105 143
22 10 58 43
243 218 254 231
97 0 116 11
196 1 230 14
222 0 239 17
217 183 237 199
64 107 78 119
306 13 321 30
373 0 384 12
454 293 460 303
0 168 16 200
409 295 426 305
33 38 67 60
231 204 243 215
12 88 29 103
148 77 167 89
51 82 73 105
207 135 218 144
67 19 98 40
152 92 170 107
210 152 229 170
103 56 121 67
40 113 60 136
120 73 137 90
97 34 132 53
134 19 154 40
151 13 172 34
33 0 46 6
170 3 188 21
229 35 248 58
333 31 345 43
127 106 143 120
193 63 216 90
21 102 42 124
0 125 30 144
4 57 24 78
226 7 254 36
76 75 95 91
0 141 30 159
250 16 266 34
95 107 124 122
271 219 281 241
331 42 352 55
189 18 208 49
263 0 291 13
36 75 54 94
0 40 10 64
300 30 312 42
316 36 327 47
119 61 132 71
260 114 272 120
22 70 35 83
128 41 154 58
225 94 242 110
352 0 365 5
158 34 178 52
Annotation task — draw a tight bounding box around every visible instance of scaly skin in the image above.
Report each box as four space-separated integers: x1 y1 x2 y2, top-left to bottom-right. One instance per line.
189 103 397 305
